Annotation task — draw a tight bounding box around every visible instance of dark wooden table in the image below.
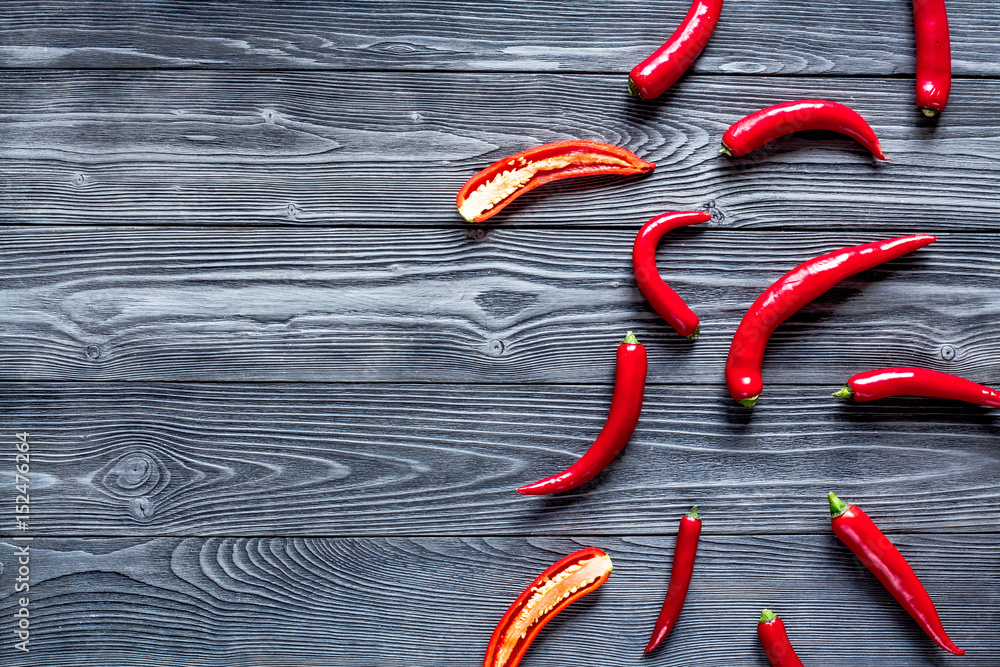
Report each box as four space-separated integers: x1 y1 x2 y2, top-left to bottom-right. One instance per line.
1 2 998 665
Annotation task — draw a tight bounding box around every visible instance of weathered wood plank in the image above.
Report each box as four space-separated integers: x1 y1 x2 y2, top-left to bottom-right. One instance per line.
0 227 994 384
5 382 999 535
0 0 997 76
0 72 997 230
0 535 992 665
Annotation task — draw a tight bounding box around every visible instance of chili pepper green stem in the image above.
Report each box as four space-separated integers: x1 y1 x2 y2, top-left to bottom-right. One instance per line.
686 325 701 342
686 505 700 519
759 609 778 624
622 331 639 345
627 77 642 99
737 395 759 408
833 386 854 399
719 142 735 157
828 492 850 518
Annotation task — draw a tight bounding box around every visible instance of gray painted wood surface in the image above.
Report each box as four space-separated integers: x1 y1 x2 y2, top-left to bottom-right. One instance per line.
0 228 994 383
1 72 998 229
0 535 994 666
0 1 997 665
4 382 1000 536
1 0 998 75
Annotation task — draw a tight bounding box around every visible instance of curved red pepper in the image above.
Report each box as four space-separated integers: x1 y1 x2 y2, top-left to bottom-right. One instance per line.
720 100 889 161
828 493 964 655
725 234 936 407
913 0 951 116
456 140 655 223
628 0 723 100
644 507 702 654
517 332 647 495
632 211 709 340
483 547 613 667
836 367 1000 407
757 609 805 667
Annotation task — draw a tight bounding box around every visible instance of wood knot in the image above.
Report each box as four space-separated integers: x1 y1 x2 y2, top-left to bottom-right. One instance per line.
99 450 169 499
129 497 155 522
486 339 505 356
703 200 724 224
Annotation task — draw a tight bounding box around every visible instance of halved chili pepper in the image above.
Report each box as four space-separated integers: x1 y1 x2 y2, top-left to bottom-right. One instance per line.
632 211 709 340
835 367 1000 407
828 492 964 655
913 0 951 117
518 332 647 494
725 234 936 407
456 140 655 223
483 546 613 667
757 609 805 667
627 0 723 100
720 100 889 161
643 506 702 654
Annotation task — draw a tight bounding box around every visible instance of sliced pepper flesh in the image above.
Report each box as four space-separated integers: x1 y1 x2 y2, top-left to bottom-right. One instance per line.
457 140 654 222
483 547 613 667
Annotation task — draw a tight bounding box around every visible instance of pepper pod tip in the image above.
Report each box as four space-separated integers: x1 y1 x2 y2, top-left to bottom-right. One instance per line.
759 608 778 624
828 491 849 518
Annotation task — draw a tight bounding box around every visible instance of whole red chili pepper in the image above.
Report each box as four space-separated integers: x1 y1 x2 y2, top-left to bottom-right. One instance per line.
726 234 936 407
828 492 965 655
632 211 709 340
456 140 655 223
720 100 889 161
627 0 723 100
835 367 1000 407
517 332 647 494
757 609 805 667
643 506 702 654
913 0 951 117
483 546 613 667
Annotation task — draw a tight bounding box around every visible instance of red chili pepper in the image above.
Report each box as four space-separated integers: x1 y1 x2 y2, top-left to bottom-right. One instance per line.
632 211 709 340
720 100 889 161
627 0 723 100
456 140 655 223
828 492 964 655
517 332 647 494
757 609 805 667
483 546 613 667
836 367 1000 407
643 506 702 654
725 234 936 407
913 0 951 117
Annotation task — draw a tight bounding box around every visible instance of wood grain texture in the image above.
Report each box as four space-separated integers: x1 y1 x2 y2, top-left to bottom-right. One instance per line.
0 226 994 384
0 535 994 666
3 2 999 663
5 382 999 535
0 72 998 230
0 0 997 76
